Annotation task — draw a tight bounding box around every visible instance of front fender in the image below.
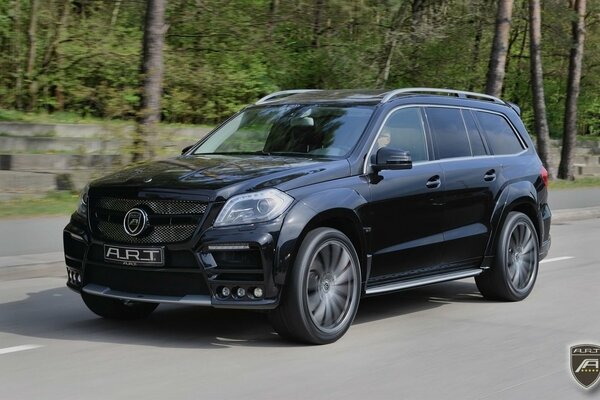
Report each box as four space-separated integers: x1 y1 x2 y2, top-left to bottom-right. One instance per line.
274 188 369 286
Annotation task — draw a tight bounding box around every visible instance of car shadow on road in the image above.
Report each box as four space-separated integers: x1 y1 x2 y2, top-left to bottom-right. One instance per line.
0 279 486 349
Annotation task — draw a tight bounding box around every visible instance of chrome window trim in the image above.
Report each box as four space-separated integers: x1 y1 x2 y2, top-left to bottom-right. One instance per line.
363 104 528 174
363 105 430 174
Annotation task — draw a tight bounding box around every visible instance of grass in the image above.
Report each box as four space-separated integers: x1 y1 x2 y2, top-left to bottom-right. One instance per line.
549 176 600 189
0 107 214 130
0 191 78 218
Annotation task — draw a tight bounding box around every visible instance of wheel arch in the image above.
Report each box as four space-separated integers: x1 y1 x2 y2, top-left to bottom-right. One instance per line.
486 181 542 260
274 188 368 288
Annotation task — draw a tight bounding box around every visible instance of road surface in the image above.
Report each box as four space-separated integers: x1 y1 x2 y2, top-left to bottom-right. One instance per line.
0 216 598 399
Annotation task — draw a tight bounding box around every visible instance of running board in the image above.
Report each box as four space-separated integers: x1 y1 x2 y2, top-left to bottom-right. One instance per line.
82 284 212 306
365 269 483 295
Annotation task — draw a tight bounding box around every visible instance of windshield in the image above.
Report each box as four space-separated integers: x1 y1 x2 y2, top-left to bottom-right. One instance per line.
192 104 375 157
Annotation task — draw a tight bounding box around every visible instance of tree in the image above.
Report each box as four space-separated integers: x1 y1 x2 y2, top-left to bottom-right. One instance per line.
485 0 514 97
558 0 587 180
133 0 168 162
25 0 39 111
529 0 553 177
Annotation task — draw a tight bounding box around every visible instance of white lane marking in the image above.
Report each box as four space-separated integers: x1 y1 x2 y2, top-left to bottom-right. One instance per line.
0 345 43 355
540 256 574 264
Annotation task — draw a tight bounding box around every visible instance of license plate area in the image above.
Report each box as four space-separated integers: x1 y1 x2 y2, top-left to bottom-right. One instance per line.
103 244 164 266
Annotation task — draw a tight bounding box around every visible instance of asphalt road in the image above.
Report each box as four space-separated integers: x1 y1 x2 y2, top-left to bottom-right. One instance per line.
0 216 598 399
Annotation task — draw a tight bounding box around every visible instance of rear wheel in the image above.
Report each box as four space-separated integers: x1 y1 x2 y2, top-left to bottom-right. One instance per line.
269 228 361 344
476 211 539 301
82 292 158 320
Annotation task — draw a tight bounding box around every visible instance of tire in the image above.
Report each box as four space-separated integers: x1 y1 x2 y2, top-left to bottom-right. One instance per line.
269 228 361 344
476 211 539 301
82 292 158 320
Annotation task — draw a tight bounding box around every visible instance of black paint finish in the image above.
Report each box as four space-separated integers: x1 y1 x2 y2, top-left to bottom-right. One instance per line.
63 90 551 310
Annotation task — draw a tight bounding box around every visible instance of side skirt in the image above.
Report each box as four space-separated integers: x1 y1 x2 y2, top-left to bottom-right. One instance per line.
364 268 482 296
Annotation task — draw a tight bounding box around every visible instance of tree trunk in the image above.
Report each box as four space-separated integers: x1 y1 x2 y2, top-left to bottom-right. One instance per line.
485 0 513 97
110 0 122 28
558 0 586 180
26 0 40 111
468 13 483 92
267 0 279 43
312 0 324 49
133 0 168 163
12 0 24 110
375 2 409 88
529 0 553 178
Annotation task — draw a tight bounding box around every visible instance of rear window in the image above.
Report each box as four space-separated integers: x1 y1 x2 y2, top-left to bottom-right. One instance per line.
426 107 471 159
475 111 524 155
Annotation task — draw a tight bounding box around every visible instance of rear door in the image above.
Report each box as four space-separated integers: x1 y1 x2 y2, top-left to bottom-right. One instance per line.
425 107 500 269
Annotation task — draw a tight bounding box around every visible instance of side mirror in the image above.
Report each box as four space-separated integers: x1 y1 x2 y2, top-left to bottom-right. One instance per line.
372 147 412 171
181 145 193 155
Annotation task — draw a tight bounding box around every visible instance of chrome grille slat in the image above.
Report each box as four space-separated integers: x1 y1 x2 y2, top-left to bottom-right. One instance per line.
97 198 207 215
92 197 207 243
97 221 197 244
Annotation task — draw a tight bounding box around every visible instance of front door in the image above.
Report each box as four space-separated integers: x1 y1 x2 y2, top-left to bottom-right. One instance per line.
368 107 445 284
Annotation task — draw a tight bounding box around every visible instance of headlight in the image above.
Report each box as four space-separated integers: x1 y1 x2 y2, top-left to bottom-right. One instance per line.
214 189 293 227
76 184 89 218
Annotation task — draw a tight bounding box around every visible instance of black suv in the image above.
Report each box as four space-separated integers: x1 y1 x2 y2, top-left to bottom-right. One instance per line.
63 88 551 344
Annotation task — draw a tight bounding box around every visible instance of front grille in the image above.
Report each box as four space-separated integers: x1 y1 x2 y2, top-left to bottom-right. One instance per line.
92 197 207 244
97 221 197 244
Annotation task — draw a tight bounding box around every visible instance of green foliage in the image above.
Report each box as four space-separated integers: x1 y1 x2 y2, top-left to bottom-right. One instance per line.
0 0 598 138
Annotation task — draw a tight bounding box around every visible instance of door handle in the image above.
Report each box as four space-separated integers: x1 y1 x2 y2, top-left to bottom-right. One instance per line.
426 175 441 189
484 169 496 182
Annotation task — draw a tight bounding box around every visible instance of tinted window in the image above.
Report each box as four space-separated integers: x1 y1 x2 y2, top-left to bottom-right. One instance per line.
462 110 487 156
475 111 524 155
426 107 471 159
378 107 428 162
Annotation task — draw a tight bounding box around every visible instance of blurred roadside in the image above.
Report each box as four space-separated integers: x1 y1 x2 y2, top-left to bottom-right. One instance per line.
0 120 212 199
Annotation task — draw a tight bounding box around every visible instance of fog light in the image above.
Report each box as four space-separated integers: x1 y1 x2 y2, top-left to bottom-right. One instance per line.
236 287 246 298
221 287 231 297
253 287 263 298
76 274 81 284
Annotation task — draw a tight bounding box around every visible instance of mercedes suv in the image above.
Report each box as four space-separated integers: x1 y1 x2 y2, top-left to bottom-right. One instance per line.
63 88 552 344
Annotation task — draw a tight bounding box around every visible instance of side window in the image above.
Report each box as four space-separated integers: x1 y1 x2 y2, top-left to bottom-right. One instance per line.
475 111 524 155
462 110 487 156
426 107 471 159
377 107 429 162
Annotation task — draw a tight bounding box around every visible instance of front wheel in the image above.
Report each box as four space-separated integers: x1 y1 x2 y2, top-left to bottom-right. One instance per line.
269 228 361 344
82 292 158 320
476 211 539 301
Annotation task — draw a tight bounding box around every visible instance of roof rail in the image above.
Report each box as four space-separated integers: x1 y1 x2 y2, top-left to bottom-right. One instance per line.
381 88 506 105
256 89 322 105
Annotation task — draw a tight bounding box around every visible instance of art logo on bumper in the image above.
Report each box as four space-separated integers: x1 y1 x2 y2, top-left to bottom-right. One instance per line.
123 207 148 237
104 244 164 266
570 344 600 389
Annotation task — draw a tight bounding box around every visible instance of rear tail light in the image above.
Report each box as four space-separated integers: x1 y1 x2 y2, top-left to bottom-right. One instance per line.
541 166 549 187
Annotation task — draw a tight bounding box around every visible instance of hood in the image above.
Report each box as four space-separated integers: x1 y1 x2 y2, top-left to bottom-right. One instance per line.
91 154 350 201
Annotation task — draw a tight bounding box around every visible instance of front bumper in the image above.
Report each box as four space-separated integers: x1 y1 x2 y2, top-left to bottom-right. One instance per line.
63 214 285 309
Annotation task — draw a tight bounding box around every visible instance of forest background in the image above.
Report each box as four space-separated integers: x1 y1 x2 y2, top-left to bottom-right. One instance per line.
0 0 598 179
